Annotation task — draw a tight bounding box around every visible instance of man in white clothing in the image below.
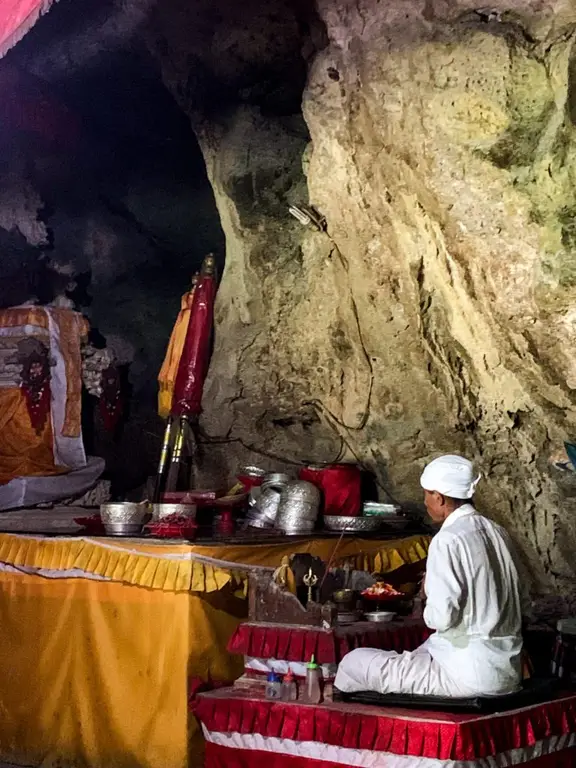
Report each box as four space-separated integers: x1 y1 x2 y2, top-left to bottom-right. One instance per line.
335 455 524 697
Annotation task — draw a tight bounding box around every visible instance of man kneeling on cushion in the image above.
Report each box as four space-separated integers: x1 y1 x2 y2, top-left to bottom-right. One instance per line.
335 455 524 697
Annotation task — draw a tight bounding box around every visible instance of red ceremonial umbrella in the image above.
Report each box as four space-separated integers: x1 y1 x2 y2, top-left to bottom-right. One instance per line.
155 254 217 497
171 255 217 417
0 0 56 59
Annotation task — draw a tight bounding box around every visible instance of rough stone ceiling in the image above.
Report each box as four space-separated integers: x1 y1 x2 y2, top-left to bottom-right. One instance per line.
0 0 225 393
0 0 225 272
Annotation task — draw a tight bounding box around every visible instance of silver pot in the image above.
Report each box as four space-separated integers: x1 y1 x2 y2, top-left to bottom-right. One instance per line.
246 516 273 530
275 481 320 534
256 487 282 523
262 472 291 489
246 486 282 529
248 487 262 506
281 480 320 505
281 520 316 536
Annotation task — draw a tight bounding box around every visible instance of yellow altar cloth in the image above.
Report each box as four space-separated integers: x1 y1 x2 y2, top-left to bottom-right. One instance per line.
0 533 429 768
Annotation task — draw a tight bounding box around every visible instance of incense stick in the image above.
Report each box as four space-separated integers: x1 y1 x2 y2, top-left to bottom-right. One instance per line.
319 530 346 590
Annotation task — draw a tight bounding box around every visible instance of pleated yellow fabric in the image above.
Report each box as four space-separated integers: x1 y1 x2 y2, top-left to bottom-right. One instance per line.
0 534 244 593
0 533 429 592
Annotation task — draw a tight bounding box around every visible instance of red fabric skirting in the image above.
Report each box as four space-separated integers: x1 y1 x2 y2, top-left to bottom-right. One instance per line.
195 690 576 761
204 741 576 768
228 621 432 664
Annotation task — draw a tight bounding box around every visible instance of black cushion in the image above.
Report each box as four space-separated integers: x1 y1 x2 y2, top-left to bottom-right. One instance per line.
334 677 562 713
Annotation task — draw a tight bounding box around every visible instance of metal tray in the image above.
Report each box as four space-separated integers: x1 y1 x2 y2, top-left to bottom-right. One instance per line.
324 516 383 533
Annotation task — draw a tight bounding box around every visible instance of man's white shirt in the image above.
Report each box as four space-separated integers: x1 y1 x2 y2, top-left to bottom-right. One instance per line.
423 504 523 695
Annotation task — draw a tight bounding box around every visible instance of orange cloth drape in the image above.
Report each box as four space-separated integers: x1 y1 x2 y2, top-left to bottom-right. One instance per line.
0 388 65 486
158 289 196 418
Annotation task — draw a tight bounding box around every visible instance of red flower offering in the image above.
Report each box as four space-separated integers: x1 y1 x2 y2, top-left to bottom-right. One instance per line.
146 515 198 540
361 582 405 603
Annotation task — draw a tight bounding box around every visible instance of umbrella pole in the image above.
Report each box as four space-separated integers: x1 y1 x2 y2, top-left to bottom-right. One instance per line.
153 416 174 502
187 415 199 490
165 416 188 492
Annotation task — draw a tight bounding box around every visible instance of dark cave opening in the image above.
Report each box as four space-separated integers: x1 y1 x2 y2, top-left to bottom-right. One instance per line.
0 0 226 495
0 0 326 499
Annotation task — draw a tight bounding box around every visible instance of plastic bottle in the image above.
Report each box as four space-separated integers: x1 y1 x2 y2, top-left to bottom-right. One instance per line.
265 672 283 700
303 655 323 704
282 669 298 701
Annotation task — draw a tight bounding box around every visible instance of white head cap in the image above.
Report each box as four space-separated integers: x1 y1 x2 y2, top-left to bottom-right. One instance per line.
420 455 481 500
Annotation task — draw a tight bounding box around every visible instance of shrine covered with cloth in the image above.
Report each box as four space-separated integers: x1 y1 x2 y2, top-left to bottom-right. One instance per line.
0 306 103 510
0 532 428 768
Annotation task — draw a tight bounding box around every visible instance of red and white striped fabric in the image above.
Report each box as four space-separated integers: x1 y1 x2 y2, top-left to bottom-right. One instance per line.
202 731 576 767
229 620 432 685
195 689 576 768
228 621 432 665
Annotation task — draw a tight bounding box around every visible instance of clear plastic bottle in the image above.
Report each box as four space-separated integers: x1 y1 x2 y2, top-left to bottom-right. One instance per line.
265 672 283 700
282 669 298 701
302 655 323 704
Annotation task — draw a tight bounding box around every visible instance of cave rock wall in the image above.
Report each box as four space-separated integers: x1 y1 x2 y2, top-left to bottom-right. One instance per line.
152 0 576 591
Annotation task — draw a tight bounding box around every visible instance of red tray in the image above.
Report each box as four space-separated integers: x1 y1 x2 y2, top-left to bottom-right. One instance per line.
362 591 405 603
145 521 198 540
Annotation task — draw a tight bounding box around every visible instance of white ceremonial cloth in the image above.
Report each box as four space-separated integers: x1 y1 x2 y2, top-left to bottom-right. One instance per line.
335 505 523 697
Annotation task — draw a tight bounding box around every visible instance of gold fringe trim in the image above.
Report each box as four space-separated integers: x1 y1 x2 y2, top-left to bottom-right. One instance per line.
0 534 245 594
336 535 430 573
0 534 429 594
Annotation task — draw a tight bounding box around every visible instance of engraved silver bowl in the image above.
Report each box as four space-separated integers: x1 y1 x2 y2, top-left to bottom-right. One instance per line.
275 481 320 534
100 502 150 536
102 521 145 536
100 502 150 524
365 611 396 623
324 515 383 533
